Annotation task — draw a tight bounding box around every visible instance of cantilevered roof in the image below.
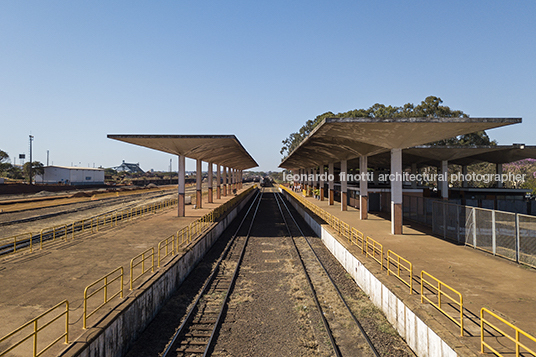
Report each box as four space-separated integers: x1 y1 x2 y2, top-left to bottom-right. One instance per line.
107 135 258 170
279 117 521 169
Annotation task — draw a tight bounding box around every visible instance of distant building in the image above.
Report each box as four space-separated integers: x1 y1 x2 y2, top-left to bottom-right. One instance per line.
112 160 145 174
36 166 105 186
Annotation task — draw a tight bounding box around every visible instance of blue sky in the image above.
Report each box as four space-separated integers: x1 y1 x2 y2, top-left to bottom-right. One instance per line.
1 1 535 172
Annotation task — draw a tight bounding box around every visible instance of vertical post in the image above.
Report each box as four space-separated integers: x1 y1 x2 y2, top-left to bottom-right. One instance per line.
178 155 185 217
223 167 228 196
472 207 477 247
462 165 468 188
319 165 325 201
329 162 334 205
441 160 449 200
391 148 403 235
497 163 503 188
313 167 317 198
492 210 496 255
196 159 202 209
208 162 213 203
515 213 520 263
217 164 221 199
360 155 368 220
411 163 418 189
341 160 347 211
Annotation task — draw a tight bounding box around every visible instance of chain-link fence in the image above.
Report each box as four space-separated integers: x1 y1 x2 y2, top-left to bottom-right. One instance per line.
403 196 536 269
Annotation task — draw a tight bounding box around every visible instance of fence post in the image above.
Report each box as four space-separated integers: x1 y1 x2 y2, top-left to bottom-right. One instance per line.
491 210 496 255
472 207 477 247
443 202 447 240
515 213 520 263
456 205 460 244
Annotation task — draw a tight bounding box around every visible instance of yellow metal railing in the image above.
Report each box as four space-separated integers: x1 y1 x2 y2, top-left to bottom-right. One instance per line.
83 267 124 329
0 300 69 357
2 197 178 256
481 308 536 356
421 270 464 336
130 248 155 290
158 235 175 268
1 188 256 351
0 232 33 255
387 250 413 294
350 227 365 254
365 236 383 270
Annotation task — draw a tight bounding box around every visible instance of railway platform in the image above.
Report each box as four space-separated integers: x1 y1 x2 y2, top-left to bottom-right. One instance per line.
0 185 252 357
284 186 536 356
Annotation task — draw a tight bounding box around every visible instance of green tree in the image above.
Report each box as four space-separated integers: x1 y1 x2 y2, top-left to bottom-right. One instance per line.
0 150 11 174
23 161 44 183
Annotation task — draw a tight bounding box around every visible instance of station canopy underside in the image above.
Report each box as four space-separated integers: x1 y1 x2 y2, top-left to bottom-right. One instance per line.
107 135 258 170
279 117 522 170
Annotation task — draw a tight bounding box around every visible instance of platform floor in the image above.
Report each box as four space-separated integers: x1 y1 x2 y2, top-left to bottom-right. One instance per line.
296 191 536 353
0 186 250 357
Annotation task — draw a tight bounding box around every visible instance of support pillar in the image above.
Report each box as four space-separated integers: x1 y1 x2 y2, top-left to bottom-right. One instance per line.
217 165 221 199
208 162 213 203
462 165 468 188
178 155 185 217
223 167 228 196
360 155 368 220
441 160 449 200
391 149 403 234
341 160 347 211
497 163 503 188
411 163 418 189
329 162 334 205
319 165 325 201
196 159 202 209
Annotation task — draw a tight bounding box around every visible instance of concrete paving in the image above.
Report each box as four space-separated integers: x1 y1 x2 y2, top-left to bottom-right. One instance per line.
294 191 536 354
0 185 251 357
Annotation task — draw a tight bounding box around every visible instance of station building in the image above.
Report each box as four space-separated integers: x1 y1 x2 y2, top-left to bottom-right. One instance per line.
36 165 105 186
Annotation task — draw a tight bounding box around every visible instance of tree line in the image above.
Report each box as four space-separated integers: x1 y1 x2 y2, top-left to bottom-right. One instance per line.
280 96 494 159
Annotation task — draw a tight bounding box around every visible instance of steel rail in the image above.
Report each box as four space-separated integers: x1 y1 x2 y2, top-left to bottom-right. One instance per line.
275 191 381 357
273 191 342 357
161 188 263 357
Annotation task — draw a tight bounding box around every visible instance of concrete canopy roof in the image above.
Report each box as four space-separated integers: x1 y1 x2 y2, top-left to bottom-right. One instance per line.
107 135 258 170
279 117 521 169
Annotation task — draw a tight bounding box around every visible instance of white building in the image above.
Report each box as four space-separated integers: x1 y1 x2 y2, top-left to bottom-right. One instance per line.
36 166 105 186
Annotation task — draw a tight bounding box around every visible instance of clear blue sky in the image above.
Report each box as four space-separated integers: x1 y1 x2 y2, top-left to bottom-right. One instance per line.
1 1 535 172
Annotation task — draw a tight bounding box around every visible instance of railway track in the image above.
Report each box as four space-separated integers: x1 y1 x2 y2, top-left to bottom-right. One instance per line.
274 191 380 357
154 189 379 357
0 191 177 256
161 188 264 356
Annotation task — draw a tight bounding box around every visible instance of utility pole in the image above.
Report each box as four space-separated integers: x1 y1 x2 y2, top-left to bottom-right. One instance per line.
29 135 34 184
47 150 49 166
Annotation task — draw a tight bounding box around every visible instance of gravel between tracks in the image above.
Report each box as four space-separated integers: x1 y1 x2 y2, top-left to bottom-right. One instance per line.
123 191 414 356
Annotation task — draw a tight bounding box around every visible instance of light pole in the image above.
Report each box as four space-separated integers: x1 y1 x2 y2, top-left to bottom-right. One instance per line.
29 135 34 184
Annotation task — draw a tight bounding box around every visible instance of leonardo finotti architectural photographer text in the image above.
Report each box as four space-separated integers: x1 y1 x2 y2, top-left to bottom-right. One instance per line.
284 172 526 184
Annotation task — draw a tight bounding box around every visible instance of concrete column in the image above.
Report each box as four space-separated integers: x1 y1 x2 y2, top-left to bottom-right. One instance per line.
441 160 449 200
222 166 226 196
208 162 213 203
216 165 221 199
341 160 347 211
178 155 185 217
360 155 368 220
391 148 403 234
411 163 418 189
329 162 334 205
196 159 202 209
462 165 468 188
319 165 325 201
232 168 236 193
497 163 503 188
